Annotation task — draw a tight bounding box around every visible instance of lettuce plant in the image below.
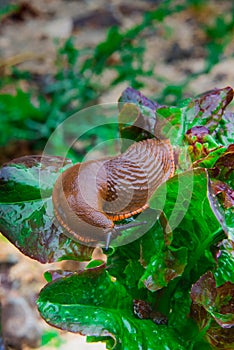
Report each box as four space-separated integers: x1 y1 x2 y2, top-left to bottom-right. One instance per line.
0 86 233 349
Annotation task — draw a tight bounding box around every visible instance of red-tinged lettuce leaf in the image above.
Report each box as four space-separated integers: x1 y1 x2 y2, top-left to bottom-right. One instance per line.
214 240 234 287
37 267 186 350
133 299 168 325
118 87 160 143
118 87 233 152
186 126 210 145
207 146 234 226
149 168 222 280
184 86 233 133
206 322 234 349
44 260 106 283
185 126 222 162
193 147 227 169
190 303 210 334
117 103 154 147
140 239 188 292
191 271 234 328
209 144 234 186
190 304 234 349
0 156 93 263
210 180 234 209
117 87 180 148
44 270 75 283
208 178 234 242
0 155 72 202
132 299 153 320
119 86 160 115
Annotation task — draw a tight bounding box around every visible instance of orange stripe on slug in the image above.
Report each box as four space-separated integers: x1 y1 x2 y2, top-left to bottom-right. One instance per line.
108 203 149 222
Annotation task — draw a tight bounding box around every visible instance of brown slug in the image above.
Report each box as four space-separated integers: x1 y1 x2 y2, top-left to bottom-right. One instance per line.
52 138 174 248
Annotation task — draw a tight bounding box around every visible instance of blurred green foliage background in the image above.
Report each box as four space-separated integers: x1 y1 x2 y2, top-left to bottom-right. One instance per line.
0 0 234 163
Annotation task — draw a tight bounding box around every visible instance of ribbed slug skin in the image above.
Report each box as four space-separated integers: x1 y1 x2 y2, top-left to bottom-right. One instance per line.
103 139 174 219
52 138 174 244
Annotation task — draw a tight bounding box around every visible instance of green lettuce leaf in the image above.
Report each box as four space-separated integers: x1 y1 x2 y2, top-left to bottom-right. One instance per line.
149 168 223 279
193 147 228 169
155 105 186 146
155 87 233 148
37 267 186 350
0 156 93 263
140 245 188 292
216 111 234 146
214 239 234 287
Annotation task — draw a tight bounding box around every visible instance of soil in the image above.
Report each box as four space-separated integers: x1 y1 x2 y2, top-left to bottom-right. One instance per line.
0 1 233 349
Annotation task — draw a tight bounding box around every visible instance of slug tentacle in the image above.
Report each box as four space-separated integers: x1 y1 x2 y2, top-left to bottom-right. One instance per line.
52 138 174 247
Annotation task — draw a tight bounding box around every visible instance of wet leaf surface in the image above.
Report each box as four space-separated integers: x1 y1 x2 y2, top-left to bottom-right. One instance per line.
0 155 72 202
150 169 222 275
191 271 234 328
207 177 234 242
140 244 188 292
190 303 234 349
37 266 185 349
193 147 227 169
185 86 233 133
216 111 234 146
210 180 234 209
0 156 93 263
155 105 186 145
210 144 234 185
214 239 234 287
206 322 234 349
133 299 168 325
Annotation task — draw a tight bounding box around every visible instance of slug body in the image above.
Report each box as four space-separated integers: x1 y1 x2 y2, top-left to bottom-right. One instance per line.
52 139 174 247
